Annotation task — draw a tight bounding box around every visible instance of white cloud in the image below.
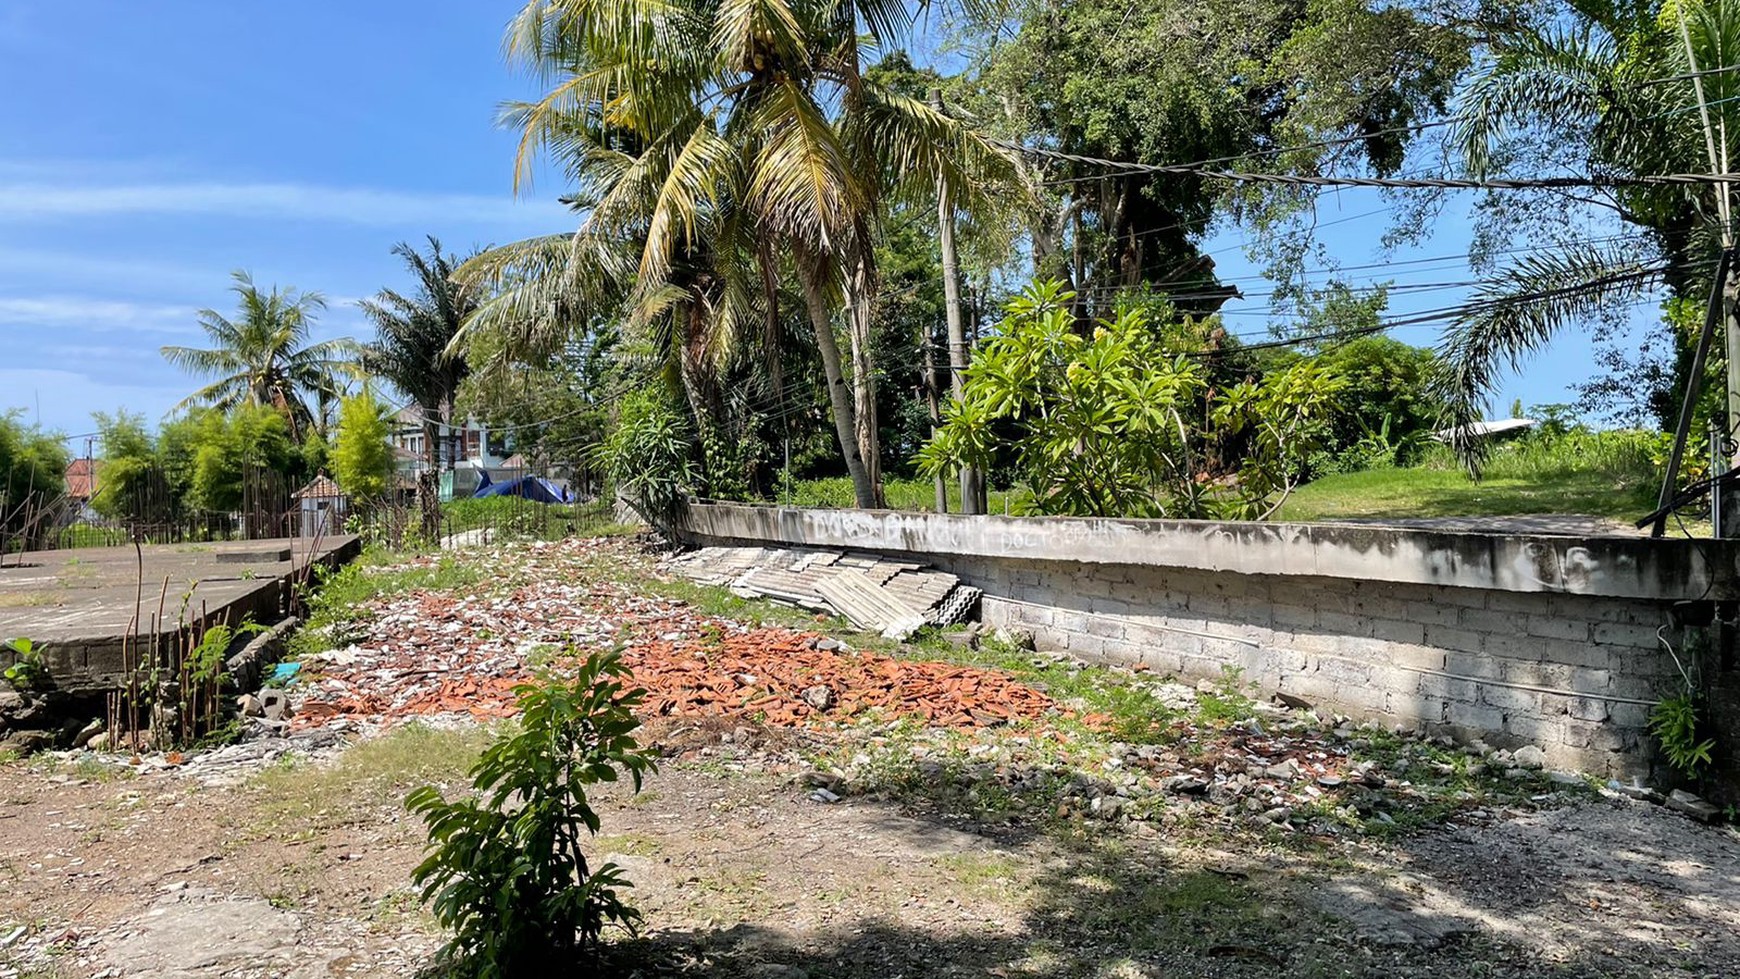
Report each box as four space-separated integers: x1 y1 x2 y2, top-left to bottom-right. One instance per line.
0 180 573 228
0 295 195 333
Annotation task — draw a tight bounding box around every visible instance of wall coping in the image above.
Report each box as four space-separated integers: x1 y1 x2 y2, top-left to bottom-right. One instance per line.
680 502 1740 602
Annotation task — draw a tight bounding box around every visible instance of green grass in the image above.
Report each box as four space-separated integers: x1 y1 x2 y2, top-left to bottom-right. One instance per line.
779 476 1028 514
1278 465 1658 522
1281 431 1664 523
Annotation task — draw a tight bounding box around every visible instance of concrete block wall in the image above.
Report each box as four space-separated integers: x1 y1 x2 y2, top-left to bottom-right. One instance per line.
945 556 1679 777
680 504 1737 782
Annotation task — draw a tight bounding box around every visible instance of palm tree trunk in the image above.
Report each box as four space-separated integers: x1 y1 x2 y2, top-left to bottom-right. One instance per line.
842 256 885 507
795 256 876 509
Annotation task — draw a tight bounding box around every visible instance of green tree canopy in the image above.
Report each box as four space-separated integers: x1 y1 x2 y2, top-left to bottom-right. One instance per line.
188 406 298 512
0 413 67 537
332 388 394 500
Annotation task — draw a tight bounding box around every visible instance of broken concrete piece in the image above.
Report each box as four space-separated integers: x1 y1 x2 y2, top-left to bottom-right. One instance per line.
1666 789 1721 823
1511 745 1547 770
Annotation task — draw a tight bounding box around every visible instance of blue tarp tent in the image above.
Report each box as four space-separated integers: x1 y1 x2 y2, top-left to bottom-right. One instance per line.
472 475 569 503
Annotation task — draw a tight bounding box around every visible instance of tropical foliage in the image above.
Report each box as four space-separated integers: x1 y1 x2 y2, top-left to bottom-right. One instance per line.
407 650 656 976
360 238 479 470
161 271 359 442
1440 0 1740 467
332 388 394 500
918 281 1346 518
0 413 66 538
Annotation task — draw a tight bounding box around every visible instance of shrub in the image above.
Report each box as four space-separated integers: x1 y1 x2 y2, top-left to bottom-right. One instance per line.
406 650 656 975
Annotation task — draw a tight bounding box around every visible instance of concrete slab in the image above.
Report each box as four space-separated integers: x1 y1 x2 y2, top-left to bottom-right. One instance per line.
0 536 358 695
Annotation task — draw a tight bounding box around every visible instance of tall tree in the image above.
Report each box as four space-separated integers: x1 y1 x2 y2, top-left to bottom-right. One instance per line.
961 0 1474 317
359 237 480 472
162 271 358 442
495 0 1017 508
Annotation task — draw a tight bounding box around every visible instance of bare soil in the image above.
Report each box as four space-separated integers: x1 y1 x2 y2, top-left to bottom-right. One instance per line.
1 737 1736 979
1 537 1737 978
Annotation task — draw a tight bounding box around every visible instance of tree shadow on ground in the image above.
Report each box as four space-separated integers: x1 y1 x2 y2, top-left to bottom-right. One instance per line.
598 841 1665 978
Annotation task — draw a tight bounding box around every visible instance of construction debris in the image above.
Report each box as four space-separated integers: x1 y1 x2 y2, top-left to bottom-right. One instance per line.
667 546 980 639
284 541 1046 733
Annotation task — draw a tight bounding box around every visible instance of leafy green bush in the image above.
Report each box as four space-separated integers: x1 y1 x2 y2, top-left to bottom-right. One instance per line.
596 389 698 530
918 280 1345 519
406 651 656 975
1649 694 1715 779
1 637 45 691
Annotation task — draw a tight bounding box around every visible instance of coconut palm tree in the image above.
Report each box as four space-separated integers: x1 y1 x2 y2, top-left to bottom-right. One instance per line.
489 0 1017 508
359 237 481 471
162 271 360 442
1439 0 1740 467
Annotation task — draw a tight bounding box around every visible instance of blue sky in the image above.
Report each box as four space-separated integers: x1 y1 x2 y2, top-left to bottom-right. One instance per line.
0 1 1642 443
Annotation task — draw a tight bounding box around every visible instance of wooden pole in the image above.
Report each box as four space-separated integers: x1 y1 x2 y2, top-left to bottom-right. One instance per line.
1654 246 1733 536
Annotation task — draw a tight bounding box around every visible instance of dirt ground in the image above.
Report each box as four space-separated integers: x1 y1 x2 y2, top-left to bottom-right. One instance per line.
2 538 1738 978
0 733 1736 979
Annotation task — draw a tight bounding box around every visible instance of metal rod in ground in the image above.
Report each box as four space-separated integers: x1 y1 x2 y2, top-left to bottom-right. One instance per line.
1653 246 1735 537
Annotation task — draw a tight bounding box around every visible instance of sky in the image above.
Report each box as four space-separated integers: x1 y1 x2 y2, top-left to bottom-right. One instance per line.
0 1 1645 447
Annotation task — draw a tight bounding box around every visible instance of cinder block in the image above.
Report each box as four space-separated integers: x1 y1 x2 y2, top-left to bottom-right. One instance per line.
1053 611 1088 634
1384 642 1447 673
1447 700 1504 732
1458 607 1529 635
1063 633 1104 658
1014 604 1053 627
1270 604 1317 631
1477 683 1540 714
1592 621 1667 650
1499 660 1570 690
1525 615 1592 643
1428 585 1489 609
1606 702 1653 730
1503 712 1561 744
1565 696 1609 722
1086 616 1126 640
1416 673 1476 703
1319 609 1374 639
1443 650 1503 679
1570 668 1611 694
1371 618 1427 645
1427 625 1484 654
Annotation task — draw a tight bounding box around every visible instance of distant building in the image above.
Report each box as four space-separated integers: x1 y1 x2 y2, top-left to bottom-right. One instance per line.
293 472 349 538
385 403 519 501
1431 418 1538 443
64 457 97 502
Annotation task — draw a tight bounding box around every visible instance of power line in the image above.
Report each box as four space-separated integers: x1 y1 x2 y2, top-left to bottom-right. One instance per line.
998 140 1740 189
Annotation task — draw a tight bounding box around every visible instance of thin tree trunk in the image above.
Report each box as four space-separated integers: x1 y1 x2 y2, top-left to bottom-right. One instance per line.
795 256 876 509
843 255 885 507
922 328 948 513
932 95 986 516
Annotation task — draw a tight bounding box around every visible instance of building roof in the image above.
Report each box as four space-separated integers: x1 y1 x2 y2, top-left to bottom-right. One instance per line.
499 453 528 470
293 474 346 500
64 458 96 499
1432 418 1537 442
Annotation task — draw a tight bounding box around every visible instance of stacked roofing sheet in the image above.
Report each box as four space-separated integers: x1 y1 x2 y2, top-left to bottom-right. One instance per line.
667 545 981 640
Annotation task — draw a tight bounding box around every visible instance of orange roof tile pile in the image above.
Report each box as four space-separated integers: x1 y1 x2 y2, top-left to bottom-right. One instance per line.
289 540 1054 733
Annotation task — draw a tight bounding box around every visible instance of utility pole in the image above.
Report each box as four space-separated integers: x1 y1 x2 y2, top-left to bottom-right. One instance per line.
922 329 948 513
932 88 986 515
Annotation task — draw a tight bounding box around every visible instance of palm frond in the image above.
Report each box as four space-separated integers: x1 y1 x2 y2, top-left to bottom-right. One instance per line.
1435 244 1666 471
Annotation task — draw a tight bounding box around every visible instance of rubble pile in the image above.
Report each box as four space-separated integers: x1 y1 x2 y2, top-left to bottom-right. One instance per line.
288 547 1053 733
